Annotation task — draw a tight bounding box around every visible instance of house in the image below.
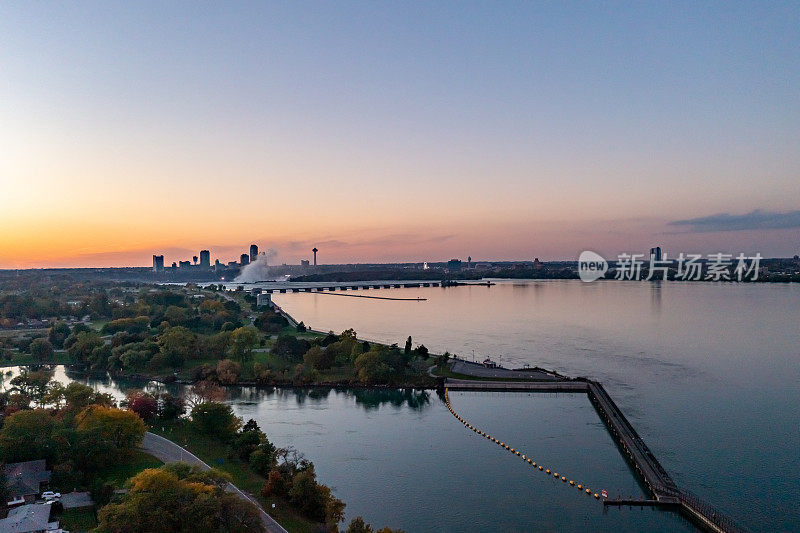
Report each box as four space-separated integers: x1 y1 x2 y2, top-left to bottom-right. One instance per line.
5 460 51 505
0 503 62 532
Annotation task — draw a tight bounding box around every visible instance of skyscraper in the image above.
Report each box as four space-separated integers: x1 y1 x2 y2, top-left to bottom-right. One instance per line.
152 255 164 272
649 247 663 262
250 244 258 263
241 253 250 266
199 250 210 268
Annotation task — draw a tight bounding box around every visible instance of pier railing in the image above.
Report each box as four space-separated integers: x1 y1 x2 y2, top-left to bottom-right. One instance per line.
447 377 750 533
677 488 749 533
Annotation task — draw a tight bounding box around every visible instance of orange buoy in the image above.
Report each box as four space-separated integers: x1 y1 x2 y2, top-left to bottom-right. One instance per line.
546 469 551 474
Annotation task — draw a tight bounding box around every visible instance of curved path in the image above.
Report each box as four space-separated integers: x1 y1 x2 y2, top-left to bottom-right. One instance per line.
141 432 288 533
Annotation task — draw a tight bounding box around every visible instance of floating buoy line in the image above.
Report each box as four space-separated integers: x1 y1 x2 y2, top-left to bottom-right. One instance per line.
444 388 601 500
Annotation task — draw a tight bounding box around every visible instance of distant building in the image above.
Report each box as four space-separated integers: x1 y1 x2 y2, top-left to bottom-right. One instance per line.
240 254 250 266
178 261 192 268
152 255 164 272
649 247 663 262
200 250 210 268
256 293 272 307
533 257 542 269
250 244 258 263
447 259 462 271
300 259 310 267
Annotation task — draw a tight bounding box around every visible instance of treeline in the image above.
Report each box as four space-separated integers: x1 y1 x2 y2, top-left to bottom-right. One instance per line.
146 385 401 532
0 367 146 502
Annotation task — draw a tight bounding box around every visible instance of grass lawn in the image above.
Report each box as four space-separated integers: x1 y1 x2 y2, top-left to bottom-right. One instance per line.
58 508 98 532
150 423 320 533
0 350 71 367
99 450 163 487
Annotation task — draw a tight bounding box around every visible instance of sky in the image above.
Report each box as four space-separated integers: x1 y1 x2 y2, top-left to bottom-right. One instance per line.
1 1 798 268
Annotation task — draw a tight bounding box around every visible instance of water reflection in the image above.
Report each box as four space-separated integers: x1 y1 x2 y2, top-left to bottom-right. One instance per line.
650 281 662 314
227 385 431 411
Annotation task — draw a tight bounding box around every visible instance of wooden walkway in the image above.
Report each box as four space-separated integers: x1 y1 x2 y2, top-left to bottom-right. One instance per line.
445 378 748 533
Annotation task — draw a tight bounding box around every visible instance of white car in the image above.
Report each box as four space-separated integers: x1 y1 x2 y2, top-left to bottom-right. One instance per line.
41 491 61 501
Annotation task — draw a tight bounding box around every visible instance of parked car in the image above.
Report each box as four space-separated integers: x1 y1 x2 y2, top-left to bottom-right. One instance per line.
41 491 61 501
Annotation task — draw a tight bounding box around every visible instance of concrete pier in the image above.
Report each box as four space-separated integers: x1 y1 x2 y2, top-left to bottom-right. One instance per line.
445 378 746 533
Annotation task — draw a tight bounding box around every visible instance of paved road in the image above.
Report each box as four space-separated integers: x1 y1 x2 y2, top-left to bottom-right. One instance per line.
141 432 288 533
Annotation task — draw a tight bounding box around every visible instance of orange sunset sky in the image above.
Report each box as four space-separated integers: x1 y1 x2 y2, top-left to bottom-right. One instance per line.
1 3 798 268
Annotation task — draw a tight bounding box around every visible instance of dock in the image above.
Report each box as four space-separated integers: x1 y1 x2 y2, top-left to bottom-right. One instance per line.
445 378 747 533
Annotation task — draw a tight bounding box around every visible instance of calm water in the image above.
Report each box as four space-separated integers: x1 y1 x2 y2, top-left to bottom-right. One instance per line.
5 280 797 531
271 280 800 532
1 367 694 532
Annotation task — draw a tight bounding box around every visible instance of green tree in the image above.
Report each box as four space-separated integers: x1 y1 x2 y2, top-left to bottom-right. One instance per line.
228 326 259 363
354 351 392 384
0 409 60 463
303 346 334 371
347 517 374 533
157 326 197 368
48 321 71 349
289 467 345 526
29 338 54 364
96 466 262 533
77 405 146 451
9 367 54 407
249 440 278 476
66 330 108 369
190 402 241 441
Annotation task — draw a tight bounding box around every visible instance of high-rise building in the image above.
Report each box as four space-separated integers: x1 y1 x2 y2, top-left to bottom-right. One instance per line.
200 250 210 268
241 253 250 266
250 244 258 263
649 247 663 262
152 255 164 272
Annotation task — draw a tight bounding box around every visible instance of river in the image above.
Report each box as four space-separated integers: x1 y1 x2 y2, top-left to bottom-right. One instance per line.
6 279 798 531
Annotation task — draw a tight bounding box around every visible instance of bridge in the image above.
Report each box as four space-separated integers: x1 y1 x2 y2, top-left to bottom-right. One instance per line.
445 378 747 533
246 281 441 294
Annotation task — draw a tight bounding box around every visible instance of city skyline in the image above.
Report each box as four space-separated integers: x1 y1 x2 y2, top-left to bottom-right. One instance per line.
2 2 798 268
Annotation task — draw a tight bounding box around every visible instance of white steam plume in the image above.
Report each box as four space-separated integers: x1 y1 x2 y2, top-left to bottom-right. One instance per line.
234 249 278 282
